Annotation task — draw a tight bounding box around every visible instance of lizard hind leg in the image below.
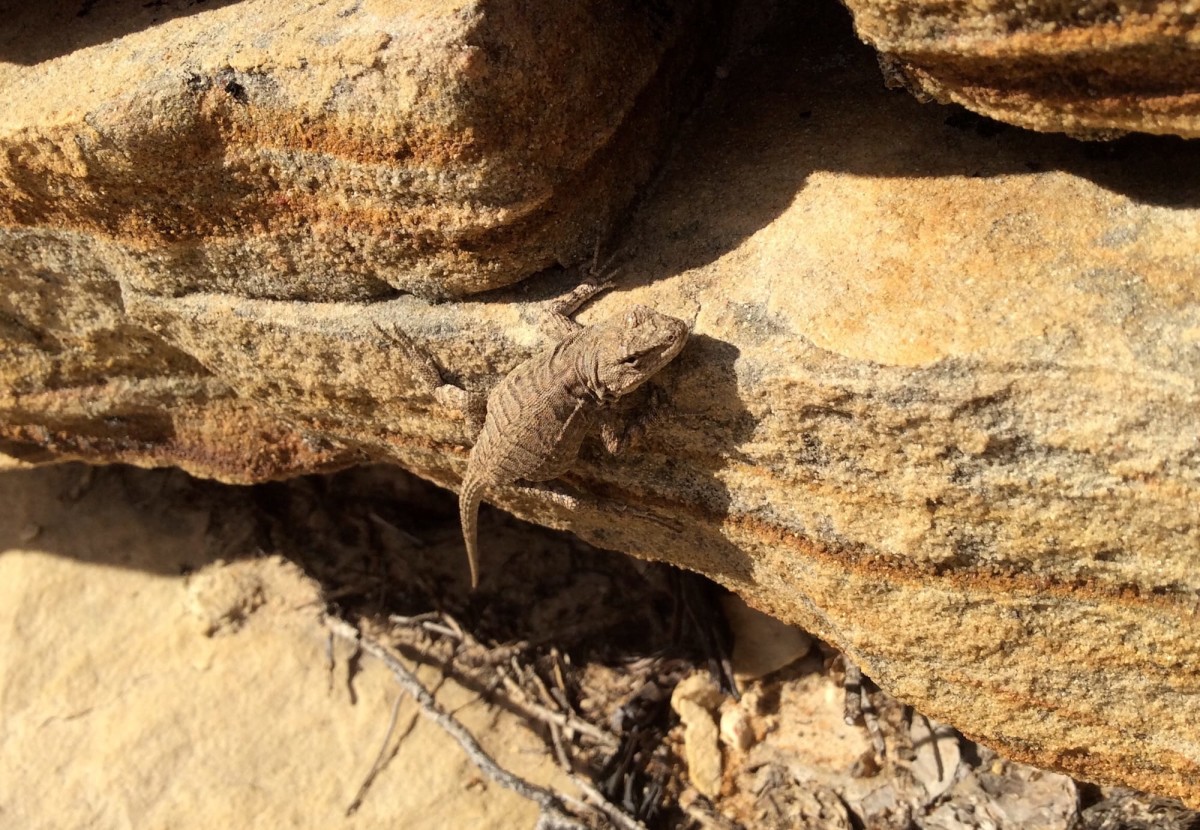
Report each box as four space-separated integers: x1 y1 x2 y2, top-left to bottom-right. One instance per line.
374 322 486 434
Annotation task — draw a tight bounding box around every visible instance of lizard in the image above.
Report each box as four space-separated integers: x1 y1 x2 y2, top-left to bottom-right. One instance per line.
383 276 690 589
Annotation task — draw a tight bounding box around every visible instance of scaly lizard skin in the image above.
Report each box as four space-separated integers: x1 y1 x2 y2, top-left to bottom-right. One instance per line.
458 299 689 588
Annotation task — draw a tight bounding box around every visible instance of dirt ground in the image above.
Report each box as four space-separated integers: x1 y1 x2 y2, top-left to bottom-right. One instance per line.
2 462 1198 829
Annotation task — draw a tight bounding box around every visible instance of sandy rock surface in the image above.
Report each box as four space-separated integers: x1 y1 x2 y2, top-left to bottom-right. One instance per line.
0 465 565 829
2 0 1200 808
0 0 716 299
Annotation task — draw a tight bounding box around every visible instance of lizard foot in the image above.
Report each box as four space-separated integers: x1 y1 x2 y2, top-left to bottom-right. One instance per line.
599 384 670 455
375 321 486 434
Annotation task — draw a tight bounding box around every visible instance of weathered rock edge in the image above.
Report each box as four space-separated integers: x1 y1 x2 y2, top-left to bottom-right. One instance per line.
842 0 1200 138
3 0 1200 809
0 0 722 300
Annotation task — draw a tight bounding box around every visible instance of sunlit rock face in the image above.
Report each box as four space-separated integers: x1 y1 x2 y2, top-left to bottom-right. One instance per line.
3 0 1200 807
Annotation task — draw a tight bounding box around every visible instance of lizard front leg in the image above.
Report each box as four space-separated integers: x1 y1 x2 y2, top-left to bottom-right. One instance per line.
540 232 624 339
540 268 617 340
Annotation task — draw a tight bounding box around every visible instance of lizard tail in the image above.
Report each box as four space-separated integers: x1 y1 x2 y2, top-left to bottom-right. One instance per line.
459 475 487 590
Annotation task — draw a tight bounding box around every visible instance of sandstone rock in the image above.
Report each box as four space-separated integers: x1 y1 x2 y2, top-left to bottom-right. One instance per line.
0 465 567 829
0 0 720 300
3 0 1200 809
842 0 1200 138
721 593 813 680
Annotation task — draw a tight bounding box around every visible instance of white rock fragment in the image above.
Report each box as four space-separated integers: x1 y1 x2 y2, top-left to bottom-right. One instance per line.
719 705 755 752
720 594 813 680
909 715 962 802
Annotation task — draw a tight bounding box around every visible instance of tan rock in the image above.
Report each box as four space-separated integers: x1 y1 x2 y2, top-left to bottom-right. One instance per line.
671 672 725 798
3 0 1200 809
672 671 726 714
721 593 812 680
719 705 755 753
0 0 719 300
842 0 1200 138
0 465 567 829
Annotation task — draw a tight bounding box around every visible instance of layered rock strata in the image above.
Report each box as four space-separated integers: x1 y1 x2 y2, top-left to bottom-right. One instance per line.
3 0 1200 808
843 0 1200 137
0 0 719 300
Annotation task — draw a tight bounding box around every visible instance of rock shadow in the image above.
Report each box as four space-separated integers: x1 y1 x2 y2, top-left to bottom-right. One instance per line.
0 463 736 671
0 463 255 575
0 0 249 66
604 0 1200 296
661 332 759 587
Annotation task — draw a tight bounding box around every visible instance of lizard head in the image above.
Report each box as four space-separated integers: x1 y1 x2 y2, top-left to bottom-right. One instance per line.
590 305 689 400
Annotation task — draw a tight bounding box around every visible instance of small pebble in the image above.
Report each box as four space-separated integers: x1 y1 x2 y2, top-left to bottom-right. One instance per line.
719 706 755 752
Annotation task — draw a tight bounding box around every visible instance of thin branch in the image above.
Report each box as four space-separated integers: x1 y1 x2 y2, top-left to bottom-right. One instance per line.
388 612 444 626
420 621 464 640
394 611 615 749
346 610 646 828
575 777 650 830
548 721 573 772
367 511 426 547
328 617 586 829
497 666 618 748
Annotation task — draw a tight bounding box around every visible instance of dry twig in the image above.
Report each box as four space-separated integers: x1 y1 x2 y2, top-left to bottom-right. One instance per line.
843 660 886 759
328 616 587 828
391 611 617 749
496 666 618 749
